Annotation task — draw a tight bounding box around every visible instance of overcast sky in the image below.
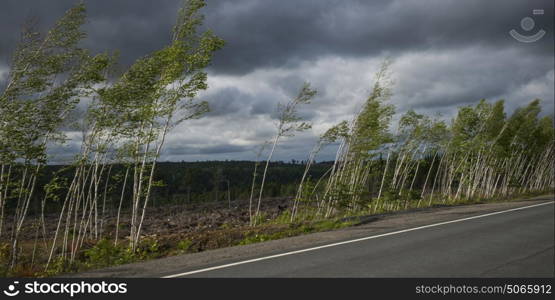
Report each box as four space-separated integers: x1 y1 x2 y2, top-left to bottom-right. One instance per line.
1 0 553 163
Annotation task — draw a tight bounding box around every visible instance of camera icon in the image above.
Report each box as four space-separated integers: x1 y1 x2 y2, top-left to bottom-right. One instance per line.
510 9 546 43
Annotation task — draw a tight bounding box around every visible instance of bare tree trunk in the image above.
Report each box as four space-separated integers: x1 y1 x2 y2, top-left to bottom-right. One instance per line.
254 135 279 225
114 166 129 246
374 151 390 213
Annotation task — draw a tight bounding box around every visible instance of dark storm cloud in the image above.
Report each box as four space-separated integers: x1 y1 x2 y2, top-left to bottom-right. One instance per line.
0 0 181 67
1 0 553 162
1 0 552 72
204 0 553 74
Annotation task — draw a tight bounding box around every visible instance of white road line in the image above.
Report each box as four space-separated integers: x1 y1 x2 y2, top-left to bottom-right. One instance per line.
162 201 554 278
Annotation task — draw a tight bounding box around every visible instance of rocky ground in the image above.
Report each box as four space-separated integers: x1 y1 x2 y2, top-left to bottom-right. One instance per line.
2 197 293 256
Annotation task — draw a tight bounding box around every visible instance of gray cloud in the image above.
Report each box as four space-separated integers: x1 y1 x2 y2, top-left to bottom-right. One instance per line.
1 0 552 72
204 0 553 74
1 0 553 162
391 46 554 111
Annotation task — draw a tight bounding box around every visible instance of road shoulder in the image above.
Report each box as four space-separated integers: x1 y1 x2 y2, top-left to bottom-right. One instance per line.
67 195 554 278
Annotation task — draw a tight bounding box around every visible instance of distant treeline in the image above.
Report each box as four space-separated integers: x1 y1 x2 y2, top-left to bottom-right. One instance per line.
18 161 333 214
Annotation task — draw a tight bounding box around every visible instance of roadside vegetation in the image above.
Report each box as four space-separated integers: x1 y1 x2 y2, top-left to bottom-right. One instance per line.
0 0 553 277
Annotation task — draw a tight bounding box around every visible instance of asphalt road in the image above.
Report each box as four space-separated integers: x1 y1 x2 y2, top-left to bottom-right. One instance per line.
166 201 554 278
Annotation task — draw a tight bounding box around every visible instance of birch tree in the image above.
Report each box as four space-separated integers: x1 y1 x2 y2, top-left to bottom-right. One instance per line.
0 3 111 270
98 0 224 250
321 62 394 216
252 83 316 225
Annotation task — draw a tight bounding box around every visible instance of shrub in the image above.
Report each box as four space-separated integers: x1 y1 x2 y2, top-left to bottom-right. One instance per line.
83 239 135 268
176 239 193 252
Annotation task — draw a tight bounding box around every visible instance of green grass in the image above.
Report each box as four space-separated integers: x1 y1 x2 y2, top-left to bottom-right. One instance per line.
238 218 357 246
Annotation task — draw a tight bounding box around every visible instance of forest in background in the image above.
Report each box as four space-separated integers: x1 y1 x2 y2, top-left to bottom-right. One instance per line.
16 160 332 214
0 0 553 276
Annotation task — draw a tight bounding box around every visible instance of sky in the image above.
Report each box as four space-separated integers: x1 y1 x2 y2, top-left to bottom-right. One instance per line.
1 0 553 163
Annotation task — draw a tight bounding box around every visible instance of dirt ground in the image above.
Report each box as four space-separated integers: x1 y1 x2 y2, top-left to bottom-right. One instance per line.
2 197 292 251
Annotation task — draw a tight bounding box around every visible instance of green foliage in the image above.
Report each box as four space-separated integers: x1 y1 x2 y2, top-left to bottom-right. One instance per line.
43 256 73 277
276 82 317 137
83 238 161 269
176 239 193 252
0 243 9 276
251 212 269 226
0 1 116 273
381 190 400 202
239 218 356 245
321 121 350 143
239 233 273 245
43 174 69 203
406 189 421 201
350 62 395 158
83 239 134 268
0 2 112 165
